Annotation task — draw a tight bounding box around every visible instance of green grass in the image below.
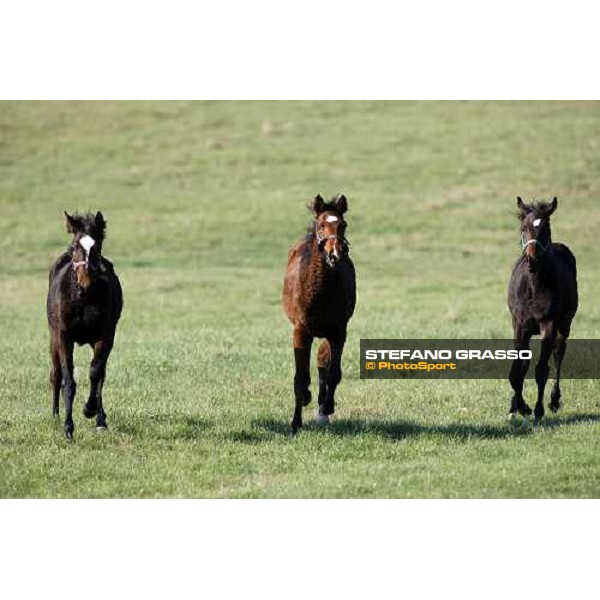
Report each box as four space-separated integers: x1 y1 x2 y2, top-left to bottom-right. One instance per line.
1 101 599 497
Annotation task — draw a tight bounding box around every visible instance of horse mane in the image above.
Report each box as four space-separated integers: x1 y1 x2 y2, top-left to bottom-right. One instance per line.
304 220 317 242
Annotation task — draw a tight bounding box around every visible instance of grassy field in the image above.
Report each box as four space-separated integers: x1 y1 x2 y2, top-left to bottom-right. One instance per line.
1 101 599 497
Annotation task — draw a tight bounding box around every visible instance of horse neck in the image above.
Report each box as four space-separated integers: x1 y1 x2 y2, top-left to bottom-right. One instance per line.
63 255 102 301
527 251 554 289
301 236 327 305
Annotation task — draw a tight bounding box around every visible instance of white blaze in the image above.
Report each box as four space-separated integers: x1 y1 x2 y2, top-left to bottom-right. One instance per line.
325 215 338 223
79 235 95 256
533 218 541 227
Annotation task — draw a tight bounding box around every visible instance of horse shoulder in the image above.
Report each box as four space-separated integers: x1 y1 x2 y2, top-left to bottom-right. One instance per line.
283 256 301 322
47 260 76 330
507 258 532 319
551 243 577 274
283 239 312 324
344 258 357 317
48 252 71 286
287 239 309 263
111 271 124 322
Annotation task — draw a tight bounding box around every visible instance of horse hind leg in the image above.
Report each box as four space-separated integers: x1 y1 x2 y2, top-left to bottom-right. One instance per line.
534 332 555 421
316 340 331 424
550 336 567 412
59 336 76 440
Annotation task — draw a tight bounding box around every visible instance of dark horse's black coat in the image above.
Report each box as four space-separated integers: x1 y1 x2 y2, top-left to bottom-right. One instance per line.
507 197 578 420
47 211 123 439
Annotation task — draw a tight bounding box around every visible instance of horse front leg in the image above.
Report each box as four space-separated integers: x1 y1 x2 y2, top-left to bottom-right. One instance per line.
508 326 532 417
534 322 556 421
84 340 113 431
291 325 313 434
550 335 567 413
59 335 76 440
321 332 346 418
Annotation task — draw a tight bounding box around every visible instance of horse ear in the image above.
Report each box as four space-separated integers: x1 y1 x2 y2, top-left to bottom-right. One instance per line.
547 196 558 216
516 197 531 219
64 211 81 233
310 194 326 215
95 211 106 228
335 194 348 214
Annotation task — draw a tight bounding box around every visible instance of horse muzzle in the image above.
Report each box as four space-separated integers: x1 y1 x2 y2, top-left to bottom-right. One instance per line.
72 260 93 289
522 238 537 259
521 237 547 271
325 250 340 268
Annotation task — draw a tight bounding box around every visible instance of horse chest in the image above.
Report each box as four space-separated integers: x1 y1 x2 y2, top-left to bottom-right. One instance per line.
70 304 104 343
532 292 553 320
513 277 553 322
306 269 354 332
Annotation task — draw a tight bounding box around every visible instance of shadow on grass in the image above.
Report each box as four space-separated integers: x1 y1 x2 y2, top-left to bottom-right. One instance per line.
230 413 600 444
115 414 212 440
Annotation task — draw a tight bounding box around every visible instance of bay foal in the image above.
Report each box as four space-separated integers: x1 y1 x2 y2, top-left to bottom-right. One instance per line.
507 197 578 421
283 194 356 434
47 212 123 439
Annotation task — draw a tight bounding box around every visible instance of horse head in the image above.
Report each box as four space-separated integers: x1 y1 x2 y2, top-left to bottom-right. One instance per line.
517 196 557 271
64 211 107 290
309 193 349 268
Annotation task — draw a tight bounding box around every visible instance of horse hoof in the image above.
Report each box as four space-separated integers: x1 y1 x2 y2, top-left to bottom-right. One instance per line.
96 425 108 433
289 422 302 436
549 401 561 413
65 432 74 442
315 413 330 425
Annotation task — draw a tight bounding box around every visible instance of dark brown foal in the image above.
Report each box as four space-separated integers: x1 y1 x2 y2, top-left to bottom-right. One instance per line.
507 197 578 421
47 211 123 440
283 194 356 434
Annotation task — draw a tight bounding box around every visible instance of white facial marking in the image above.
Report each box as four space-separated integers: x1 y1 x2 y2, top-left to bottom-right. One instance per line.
533 218 541 227
325 215 338 223
79 235 95 256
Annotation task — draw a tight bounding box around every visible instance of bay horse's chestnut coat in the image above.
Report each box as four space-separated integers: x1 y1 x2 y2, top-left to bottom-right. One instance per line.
283 194 356 433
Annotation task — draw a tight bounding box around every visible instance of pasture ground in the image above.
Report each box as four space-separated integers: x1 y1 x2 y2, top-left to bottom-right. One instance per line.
1 101 599 497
